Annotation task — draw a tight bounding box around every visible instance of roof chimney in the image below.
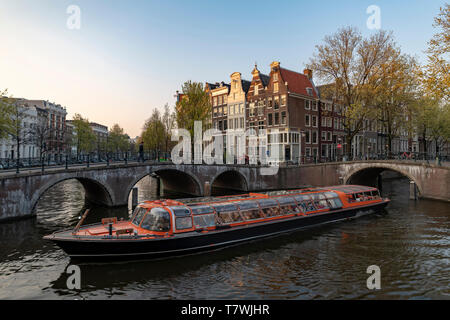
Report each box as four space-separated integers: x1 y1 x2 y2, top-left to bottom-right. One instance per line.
303 68 313 80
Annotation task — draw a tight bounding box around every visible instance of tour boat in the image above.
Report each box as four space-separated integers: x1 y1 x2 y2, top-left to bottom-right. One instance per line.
43 185 390 260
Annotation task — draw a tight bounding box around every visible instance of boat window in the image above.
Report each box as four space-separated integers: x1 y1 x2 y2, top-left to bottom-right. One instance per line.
193 214 216 228
297 202 305 213
238 201 259 210
274 197 298 215
363 191 373 200
314 199 329 210
188 204 214 215
304 201 317 212
140 207 171 232
294 194 311 202
238 200 263 220
170 206 191 217
132 207 148 226
257 199 280 217
212 203 238 213
328 197 343 209
371 190 381 199
176 216 193 230
216 210 243 225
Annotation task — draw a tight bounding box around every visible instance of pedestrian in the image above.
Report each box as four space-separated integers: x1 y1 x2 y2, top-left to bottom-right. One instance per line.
139 141 144 163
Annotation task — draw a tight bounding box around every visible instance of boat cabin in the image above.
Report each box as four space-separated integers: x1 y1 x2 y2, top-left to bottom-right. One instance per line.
128 185 382 237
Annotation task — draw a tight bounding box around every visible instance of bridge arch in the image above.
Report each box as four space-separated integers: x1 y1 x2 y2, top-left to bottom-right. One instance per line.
125 168 204 201
344 164 423 196
30 176 115 214
210 169 249 194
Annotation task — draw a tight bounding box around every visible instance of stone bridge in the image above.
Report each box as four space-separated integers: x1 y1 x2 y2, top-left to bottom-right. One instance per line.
0 161 448 222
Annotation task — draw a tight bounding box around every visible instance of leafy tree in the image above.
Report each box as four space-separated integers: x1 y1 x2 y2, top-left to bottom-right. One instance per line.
412 97 450 156
32 110 51 163
162 104 176 153
175 81 211 137
107 124 130 154
307 27 396 156
142 109 165 152
72 113 96 157
0 89 14 140
6 99 35 167
370 50 420 153
420 4 450 102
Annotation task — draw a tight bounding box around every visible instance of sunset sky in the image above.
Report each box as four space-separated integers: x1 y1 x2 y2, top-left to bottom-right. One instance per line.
0 0 446 137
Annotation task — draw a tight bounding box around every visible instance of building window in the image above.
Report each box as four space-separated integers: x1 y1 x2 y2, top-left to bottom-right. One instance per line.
274 96 279 109
312 101 318 111
322 117 327 127
322 131 327 141
305 147 311 157
258 104 264 116
249 103 255 117
312 131 318 144
273 73 278 81
305 100 310 110
327 117 332 127
274 82 279 93
306 88 313 96
312 115 318 127
327 131 332 141
281 111 286 125
281 95 286 106
305 130 311 144
258 121 264 130
321 144 328 157
254 85 259 96
268 114 273 126
274 113 279 125
305 114 310 127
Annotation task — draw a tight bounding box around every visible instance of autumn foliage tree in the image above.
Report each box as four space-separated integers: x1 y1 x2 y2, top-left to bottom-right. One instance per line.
420 3 450 102
307 27 397 156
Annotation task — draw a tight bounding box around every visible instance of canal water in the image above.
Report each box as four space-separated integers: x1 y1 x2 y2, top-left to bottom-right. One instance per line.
0 176 448 299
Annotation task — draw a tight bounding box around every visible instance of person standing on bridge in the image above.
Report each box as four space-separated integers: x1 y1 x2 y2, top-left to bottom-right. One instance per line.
139 141 144 163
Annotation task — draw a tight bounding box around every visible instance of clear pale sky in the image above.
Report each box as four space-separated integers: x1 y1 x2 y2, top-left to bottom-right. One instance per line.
0 0 446 137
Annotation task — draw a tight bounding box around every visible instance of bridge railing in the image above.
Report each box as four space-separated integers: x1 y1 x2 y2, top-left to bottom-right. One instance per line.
0 151 172 173
1 150 448 174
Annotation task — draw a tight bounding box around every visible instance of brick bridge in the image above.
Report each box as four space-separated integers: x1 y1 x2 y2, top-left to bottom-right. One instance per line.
0 161 448 222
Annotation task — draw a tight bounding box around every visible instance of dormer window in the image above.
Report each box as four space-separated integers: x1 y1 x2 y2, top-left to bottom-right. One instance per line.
306 88 313 96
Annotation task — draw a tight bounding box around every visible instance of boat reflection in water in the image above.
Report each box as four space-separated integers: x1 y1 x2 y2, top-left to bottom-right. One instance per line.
43 185 389 260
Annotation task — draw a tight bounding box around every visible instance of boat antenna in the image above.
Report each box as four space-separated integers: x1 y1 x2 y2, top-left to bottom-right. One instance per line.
72 209 90 235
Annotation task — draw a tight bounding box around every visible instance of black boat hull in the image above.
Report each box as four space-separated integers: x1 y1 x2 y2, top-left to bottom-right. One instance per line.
49 200 389 260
